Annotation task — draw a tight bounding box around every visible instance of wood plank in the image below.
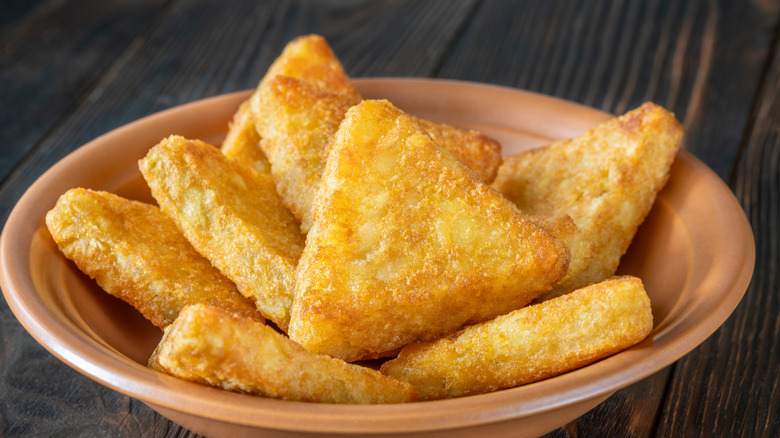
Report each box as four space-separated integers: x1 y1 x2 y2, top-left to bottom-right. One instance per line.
544 369 672 438
328 0 478 77
655 25 780 438
0 0 49 41
0 0 170 185
0 339 180 436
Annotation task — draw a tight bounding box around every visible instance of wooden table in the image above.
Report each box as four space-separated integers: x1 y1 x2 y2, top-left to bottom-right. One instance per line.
1 1 777 436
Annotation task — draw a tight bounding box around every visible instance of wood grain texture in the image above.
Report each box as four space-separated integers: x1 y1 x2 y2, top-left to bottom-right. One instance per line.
545 368 672 438
0 0 52 42
655 25 780 438
0 0 777 436
0 0 170 184
438 0 777 179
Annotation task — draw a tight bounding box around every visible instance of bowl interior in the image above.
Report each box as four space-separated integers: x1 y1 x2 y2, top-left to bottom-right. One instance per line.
1 79 755 436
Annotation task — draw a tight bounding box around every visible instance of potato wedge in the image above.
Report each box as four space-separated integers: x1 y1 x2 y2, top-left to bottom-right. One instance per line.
288 100 569 362
45 188 262 328
150 304 417 404
380 276 653 400
139 136 304 330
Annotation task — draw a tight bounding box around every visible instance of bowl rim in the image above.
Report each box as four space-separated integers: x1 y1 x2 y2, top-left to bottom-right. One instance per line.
0 78 756 434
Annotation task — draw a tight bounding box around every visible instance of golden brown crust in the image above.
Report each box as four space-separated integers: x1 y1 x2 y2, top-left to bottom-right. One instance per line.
527 214 594 291
138 136 305 330
252 75 360 233
288 100 569 362
149 304 418 404
44 188 262 328
261 34 362 101
415 118 502 183
221 34 357 184
492 102 683 292
220 100 271 175
380 276 653 399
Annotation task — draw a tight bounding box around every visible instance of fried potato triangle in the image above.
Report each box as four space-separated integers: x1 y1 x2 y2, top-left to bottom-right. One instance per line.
380 275 653 400
139 136 305 330
492 102 683 296
288 100 570 362
219 35 359 231
45 188 262 328
150 304 417 404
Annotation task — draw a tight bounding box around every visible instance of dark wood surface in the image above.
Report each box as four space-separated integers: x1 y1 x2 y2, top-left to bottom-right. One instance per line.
1 0 778 436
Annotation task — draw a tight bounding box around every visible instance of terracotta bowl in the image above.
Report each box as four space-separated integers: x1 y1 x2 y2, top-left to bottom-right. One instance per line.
0 79 755 437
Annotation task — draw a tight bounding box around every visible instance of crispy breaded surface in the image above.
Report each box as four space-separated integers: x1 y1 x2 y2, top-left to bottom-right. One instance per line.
252 75 360 233
149 304 418 404
221 100 271 175
380 276 653 400
139 136 305 330
288 100 569 362
492 102 683 292
44 188 262 328
250 35 502 233
528 214 594 290
253 75 504 233
415 118 502 183
261 34 362 101
246 35 361 233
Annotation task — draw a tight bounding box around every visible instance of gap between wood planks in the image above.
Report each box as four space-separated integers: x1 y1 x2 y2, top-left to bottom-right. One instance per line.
728 4 780 188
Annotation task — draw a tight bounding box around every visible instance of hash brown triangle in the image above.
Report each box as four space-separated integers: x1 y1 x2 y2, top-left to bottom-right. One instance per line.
45 188 262 328
150 304 417 404
139 136 305 330
492 102 683 295
253 75 360 233
288 100 569 362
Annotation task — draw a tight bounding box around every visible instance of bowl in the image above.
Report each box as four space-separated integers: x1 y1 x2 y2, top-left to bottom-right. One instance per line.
0 79 755 437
